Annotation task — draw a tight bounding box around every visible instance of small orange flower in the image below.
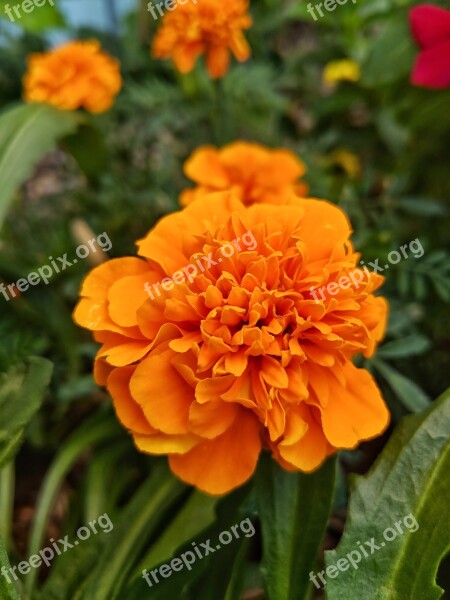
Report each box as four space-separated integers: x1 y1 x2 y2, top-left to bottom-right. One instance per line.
23 40 122 114
74 192 389 495
152 0 252 79
181 142 308 207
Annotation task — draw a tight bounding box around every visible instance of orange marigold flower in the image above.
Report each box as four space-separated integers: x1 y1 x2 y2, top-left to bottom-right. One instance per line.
180 142 309 207
152 0 252 79
74 193 390 495
23 40 122 114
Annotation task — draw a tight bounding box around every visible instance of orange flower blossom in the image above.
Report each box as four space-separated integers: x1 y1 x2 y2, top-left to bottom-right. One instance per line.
74 192 390 495
23 40 122 114
180 142 309 207
152 0 252 79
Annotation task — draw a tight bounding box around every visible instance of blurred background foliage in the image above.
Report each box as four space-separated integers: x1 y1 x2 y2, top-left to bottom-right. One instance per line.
0 0 449 598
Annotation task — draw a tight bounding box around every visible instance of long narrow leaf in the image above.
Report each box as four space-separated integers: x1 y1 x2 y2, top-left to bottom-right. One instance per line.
256 454 337 600
0 104 79 229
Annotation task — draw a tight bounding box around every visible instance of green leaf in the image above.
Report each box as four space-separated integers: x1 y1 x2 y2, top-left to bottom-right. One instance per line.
0 535 21 600
325 387 450 600
61 124 109 180
256 454 337 600
82 463 186 600
378 335 431 359
124 484 252 600
136 490 219 575
0 1 65 31
372 358 430 412
0 103 79 229
37 522 114 600
361 15 416 86
0 432 23 471
26 412 121 594
0 357 53 468
394 197 449 217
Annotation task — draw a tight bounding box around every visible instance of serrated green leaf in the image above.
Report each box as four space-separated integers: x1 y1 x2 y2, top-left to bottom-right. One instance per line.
325 388 450 600
256 454 337 600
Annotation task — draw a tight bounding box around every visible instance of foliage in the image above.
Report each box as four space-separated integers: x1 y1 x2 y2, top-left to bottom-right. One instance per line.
326 387 450 599
0 0 449 599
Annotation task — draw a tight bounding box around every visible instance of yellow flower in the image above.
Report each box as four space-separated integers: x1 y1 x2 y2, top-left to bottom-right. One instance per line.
323 59 360 84
330 149 362 179
23 40 122 114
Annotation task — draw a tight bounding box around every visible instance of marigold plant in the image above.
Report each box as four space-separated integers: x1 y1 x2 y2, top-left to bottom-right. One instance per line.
23 40 122 114
74 192 390 495
180 142 308 207
152 0 252 79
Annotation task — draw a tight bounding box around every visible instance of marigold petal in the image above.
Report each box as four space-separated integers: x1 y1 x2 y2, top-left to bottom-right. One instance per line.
229 30 251 61
172 44 202 74
189 400 238 438
320 363 390 448
169 408 261 495
108 366 155 435
184 147 230 188
108 272 158 328
130 349 195 434
97 333 152 367
206 45 231 79
276 404 330 472
93 358 114 386
134 432 201 455
256 150 306 187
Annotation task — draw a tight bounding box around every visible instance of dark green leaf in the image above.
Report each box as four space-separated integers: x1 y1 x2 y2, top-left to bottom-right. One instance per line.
82 464 186 600
325 388 450 600
0 357 53 468
0 536 21 599
135 490 219 575
378 335 430 359
361 15 416 86
372 359 430 412
61 124 109 180
256 453 337 600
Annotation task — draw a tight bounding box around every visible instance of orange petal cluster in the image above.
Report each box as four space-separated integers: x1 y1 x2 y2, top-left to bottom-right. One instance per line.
181 142 309 207
152 0 252 79
74 193 390 495
23 40 122 114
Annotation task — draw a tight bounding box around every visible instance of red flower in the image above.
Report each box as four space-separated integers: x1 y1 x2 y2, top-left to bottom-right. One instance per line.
410 4 450 89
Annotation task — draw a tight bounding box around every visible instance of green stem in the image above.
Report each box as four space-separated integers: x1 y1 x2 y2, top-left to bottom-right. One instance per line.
0 461 15 554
